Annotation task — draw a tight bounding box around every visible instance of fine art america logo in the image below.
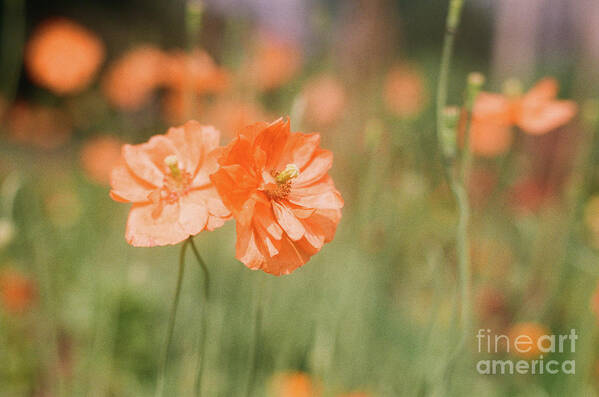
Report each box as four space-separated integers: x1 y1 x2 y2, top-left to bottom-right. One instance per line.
476 328 578 375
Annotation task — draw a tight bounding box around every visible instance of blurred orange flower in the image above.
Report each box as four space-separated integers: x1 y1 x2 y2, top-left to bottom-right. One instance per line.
513 78 578 135
80 135 124 185
210 118 343 275
160 49 229 123
162 49 229 94
383 64 428 118
25 18 104 95
302 74 347 127
4 102 72 149
270 372 319 397
0 269 36 314
203 97 270 139
466 78 577 157
102 46 167 110
466 93 514 157
507 322 550 359
110 121 230 246
247 33 301 91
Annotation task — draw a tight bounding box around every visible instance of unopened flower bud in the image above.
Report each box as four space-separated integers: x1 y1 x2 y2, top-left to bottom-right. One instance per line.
465 72 485 110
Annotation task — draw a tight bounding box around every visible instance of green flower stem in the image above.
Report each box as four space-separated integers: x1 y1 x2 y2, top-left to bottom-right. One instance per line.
188 237 210 396
155 238 189 397
435 0 471 373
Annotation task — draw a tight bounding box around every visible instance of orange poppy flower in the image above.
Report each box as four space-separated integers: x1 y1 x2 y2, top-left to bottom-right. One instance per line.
162 48 229 94
210 118 343 275
302 74 347 127
513 78 578 135
270 372 319 397
109 121 230 247
0 269 36 314
25 18 104 95
467 78 577 156
4 102 72 149
80 135 124 185
102 46 167 110
383 64 428 118
247 33 302 91
507 322 551 359
465 92 514 157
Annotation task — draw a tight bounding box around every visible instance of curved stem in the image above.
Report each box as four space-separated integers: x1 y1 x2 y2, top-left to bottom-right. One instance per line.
155 239 189 397
188 238 210 300
434 0 471 387
188 237 210 396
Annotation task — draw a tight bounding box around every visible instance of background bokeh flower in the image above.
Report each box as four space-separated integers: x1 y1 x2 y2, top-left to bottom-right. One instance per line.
25 18 104 95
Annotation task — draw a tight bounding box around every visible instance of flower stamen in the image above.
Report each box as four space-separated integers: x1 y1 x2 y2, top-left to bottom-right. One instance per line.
275 163 300 184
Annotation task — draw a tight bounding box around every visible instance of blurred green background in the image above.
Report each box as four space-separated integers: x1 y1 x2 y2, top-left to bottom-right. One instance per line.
1 0 599 396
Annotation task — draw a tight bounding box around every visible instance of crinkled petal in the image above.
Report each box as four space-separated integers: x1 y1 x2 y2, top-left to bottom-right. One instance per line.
294 149 333 187
178 191 209 236
125 203 187 247
272 200 305 241
110 164 153 203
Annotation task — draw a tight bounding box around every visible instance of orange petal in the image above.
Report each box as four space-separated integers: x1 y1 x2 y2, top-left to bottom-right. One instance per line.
122 143 165 187
110 164 153 203
272 200 305 241
178 191 209 236
294 149 333 187
518 100 577 135
125 203 187 247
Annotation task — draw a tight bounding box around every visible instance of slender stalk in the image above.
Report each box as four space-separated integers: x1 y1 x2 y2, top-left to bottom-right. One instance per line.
188 237 210 396
189 238 210 300
155 239 189 397
436 0 465 153
435 0 471 381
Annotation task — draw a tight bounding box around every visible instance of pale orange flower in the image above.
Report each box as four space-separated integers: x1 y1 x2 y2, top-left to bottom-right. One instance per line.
211 118 343 275
0 269 36 314
110 121 230 247
513 78 578 135
203 97 270 139
102 46 167 110
302 74 347 127
467 78 577 156
383 64 428 118
247 33 301 91
25 18 104 95
270 372 319 397
507 322 550 359
162 48 229 94
466 93 514 157
159 49 229 123
80 135 124 185
4 102 72 149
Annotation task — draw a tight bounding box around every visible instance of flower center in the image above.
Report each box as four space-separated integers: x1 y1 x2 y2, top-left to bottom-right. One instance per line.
147 155 193 218
265 163 299 200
